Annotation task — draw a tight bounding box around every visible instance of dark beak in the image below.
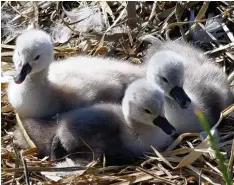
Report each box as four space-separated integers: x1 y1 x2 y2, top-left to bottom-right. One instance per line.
170 86 191 109
13 63 32 84
153 116 176 136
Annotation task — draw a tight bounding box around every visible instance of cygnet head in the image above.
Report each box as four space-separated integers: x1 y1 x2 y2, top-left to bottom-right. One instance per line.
13 29 53 84
122 79 176 136
146 50 191 109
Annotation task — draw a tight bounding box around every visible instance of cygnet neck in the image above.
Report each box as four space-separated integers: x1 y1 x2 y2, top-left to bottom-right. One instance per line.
125 116 155 135
26 68 49 83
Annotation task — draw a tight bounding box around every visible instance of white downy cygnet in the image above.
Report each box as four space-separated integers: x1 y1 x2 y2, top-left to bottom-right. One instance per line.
8 29 145 119
14 79 175 165
145 39 233 134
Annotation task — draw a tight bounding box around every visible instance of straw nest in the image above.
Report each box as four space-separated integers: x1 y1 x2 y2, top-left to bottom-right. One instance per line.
1 1 234 184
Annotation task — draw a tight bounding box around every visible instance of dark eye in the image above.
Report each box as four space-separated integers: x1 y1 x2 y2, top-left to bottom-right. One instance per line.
161 77 168 83
144 109 152 114
34 55 40 60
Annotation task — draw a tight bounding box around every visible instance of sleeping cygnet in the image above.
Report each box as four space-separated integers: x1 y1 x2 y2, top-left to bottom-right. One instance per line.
8 29 145 119
48 79 175 165
145 43 233 134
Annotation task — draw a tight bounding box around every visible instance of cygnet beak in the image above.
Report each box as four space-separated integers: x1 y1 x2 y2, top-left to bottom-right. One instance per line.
153 116 176 136
170 86 191 109
13 63 32 84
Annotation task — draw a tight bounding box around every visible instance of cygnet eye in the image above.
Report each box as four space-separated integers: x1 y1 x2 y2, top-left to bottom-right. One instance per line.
34 55 40 60
144 109 152 114
161 77 168 83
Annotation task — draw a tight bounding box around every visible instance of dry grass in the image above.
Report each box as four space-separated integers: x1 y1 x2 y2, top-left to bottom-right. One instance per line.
1 1 234 184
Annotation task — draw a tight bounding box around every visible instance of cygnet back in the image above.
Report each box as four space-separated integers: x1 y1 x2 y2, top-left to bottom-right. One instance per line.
48 55 145 110
143 38 208 64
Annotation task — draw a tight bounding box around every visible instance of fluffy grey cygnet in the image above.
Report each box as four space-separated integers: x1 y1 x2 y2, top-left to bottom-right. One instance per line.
8 29 145 119
144 37 233 134
14 79 175 165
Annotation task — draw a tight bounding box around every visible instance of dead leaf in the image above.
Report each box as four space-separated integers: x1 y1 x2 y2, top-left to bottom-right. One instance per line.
1 105 14 113
22 148 38 156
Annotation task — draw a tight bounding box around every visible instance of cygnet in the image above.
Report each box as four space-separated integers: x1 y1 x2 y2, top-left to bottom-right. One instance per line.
14 79 175 165
51 79 175 165
8 29 145 119
145 39 233 134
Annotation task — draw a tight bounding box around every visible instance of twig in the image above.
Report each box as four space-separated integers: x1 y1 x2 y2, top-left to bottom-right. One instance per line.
1 51 14 57
9 2 55 23
175 2 186 41
15 113 37 149
221 23 234 42
3 165 125 173
205 43 234 55
4 166 88 173
32 2 39 29
136 1 157 37
137 167 175 185
1 44 15 49
8 2 25 18
165 13 226 37
148 1 157 22
79 137 95 161
20 151 31 185
187 165 220 185
127 1 137 29
228 71 234 84
12 143 21 185
186 1 209 36
228 140 234 181
91 6 127 55
106 5 127 33
99 1 112 28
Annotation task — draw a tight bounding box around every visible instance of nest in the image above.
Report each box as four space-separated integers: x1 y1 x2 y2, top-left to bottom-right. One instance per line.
1 1 234 184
